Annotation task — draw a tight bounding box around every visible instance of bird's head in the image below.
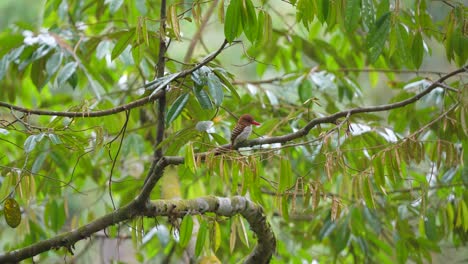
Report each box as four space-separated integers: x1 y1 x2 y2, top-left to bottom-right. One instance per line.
239 114 260 126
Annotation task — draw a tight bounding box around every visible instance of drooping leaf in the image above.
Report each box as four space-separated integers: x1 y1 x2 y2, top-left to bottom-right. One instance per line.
108 0 124 14
179 215 194 248
4 198 21 228
195 220 208 256
44 200 66 232
344 0 360 32
166 93 190 126
213 69 241 102
24 135 38 153
367 12 391 63
206 72 224 106
211 221 221 252
30 56 48 90
194 86 213 109
224 0 242 42
168 5 181 40
411 32 424 69
56 62 77 87
361 0 375 30
45 52 63 75
240 0 257 42
111 29 135 60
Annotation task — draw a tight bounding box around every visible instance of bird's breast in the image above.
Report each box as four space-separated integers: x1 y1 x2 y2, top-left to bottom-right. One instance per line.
234 125 252 143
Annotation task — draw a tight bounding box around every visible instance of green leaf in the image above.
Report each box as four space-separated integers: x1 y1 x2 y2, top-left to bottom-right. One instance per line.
213 69 241 102
179 215 193 248
47 133 62 145
224 0 242 42
394 23 412 67
111 29 135 60
281 195 289 221
279 158 292 193
194 86 213 109
24 135 38 153
184 143 196 173
45 52 63 75
344 0 360 32
135 0 147 15
411 32 424 69
334 219 351 253
195 220 208 256
218 0 225 23
241 0 257 42
31 152 47 174
298 78 313 103
206 72 224 106
166 93 190 126
211 221 221 252
56 62 77 87
0 55 9 81
108 0 124 14
44 200 65 232
367 12 391 63
373 156 385 188
256 10 265 44
362 176 375 208
424 212 438 241
361 0 375 30
30 56 47 91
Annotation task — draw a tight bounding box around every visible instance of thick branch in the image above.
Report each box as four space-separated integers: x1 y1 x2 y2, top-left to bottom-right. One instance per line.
164 66 467 165
0 196 275 263
143 196 276 264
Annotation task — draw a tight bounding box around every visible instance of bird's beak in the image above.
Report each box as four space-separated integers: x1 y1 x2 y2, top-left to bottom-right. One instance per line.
251 120 260 126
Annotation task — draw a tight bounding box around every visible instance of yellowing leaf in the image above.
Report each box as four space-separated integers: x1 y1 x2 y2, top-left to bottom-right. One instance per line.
4 198 21 228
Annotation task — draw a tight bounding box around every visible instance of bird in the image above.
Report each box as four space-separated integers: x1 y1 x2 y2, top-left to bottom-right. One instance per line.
230 114 260 149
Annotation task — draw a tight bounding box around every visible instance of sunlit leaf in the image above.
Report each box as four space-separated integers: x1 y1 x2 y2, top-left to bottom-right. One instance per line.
179 215 193 248
111 29 135 60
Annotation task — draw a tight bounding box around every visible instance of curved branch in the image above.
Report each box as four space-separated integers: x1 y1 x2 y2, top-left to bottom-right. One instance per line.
0 196 275 263
164 66 467 165
0 40 229 118
143 196 276 264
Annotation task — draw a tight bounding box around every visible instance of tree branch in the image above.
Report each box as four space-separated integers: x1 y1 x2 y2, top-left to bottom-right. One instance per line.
154 0 168 160
0 41 229 118
143 196 276 264
163 66 467 165
0 196 275 263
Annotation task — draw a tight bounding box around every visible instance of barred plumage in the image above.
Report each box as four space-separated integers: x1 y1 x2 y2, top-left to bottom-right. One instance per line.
230 114 260 149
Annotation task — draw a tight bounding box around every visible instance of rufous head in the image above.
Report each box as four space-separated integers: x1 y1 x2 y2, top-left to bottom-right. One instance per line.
238 114 260 126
